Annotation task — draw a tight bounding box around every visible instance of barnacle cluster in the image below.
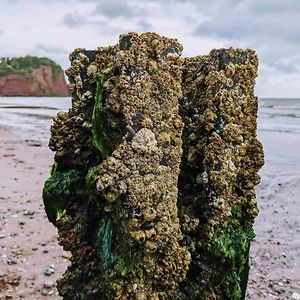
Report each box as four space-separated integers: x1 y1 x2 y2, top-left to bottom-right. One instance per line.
43 33 264 300
177 49 264 299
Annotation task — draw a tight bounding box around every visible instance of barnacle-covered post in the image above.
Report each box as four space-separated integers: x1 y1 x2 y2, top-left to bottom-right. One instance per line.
43 32 191 299
178 49 264 299
43 33 263 300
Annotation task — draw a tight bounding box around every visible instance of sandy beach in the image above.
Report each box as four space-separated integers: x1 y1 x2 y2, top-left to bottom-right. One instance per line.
0 126 68 299
0 97 300 299
247 173 300 299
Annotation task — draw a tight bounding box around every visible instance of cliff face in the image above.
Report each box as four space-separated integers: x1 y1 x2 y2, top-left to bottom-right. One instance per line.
0 57 69 97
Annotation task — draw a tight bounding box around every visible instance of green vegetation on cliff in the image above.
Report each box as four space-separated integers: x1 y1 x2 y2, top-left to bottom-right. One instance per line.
0 55 62 80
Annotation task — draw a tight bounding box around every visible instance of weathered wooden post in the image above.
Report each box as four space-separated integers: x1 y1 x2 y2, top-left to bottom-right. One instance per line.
43 33 263 300
178 49 264 299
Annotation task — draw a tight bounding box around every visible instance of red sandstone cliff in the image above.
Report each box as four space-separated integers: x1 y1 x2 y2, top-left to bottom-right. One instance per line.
0 65 69 97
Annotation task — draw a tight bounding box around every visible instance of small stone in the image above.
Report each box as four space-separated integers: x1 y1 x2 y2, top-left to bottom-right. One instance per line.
292 292 300 300
23 210 35 216
62 251 71 259
0 271 6 277
44 280 54 288
18 221 26 226
44 266 55 276
6 258 17 265
41 290 48 296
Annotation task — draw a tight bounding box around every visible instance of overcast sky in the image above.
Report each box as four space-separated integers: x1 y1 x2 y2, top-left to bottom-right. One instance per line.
0 0 299 98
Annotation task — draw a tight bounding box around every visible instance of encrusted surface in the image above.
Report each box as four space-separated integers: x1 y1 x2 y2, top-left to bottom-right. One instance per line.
45 33 190 299
178 48 264 299
43 33 264 300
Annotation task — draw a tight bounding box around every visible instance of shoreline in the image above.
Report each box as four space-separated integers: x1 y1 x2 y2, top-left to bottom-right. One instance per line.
0 124 299 299
247 157 300 298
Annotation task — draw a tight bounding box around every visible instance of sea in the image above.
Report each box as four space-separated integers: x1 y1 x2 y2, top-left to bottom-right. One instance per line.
0 97 71 143
0 96 299 182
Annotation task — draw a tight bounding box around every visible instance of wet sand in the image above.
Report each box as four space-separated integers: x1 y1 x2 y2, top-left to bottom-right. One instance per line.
247 174 300 299
0 126 68 299
0 123 299 299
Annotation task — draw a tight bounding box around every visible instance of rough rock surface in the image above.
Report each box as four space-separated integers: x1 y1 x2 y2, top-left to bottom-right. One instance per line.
43 33 264 300
0 65 68 97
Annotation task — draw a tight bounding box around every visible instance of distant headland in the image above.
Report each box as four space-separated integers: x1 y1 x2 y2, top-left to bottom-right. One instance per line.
0 56 69 97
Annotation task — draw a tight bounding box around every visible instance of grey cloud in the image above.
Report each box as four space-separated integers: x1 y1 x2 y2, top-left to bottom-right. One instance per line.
195 17 254 40
193 0 300 42
137 20 152 31
2 0 19 4
63 11 87 27
34 44 69 55
93 0 139 19
190 0 300 74
272 61 299 74
250 0 300 14
254 12 300 44
33 44 70 70
193 1 255 39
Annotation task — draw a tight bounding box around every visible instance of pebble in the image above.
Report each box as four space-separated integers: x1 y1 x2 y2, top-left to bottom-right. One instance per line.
44 280 54 288
0 271 6 277
44 266 55 276
292 292 300 300
62 251 71 259
41 290 48 296
23 210 35 216
6 258 17 265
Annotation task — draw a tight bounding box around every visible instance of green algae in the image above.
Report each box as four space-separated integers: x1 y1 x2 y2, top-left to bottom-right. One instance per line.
43 169 84 225
208 226 254 299
95 215 144 299
205 205 255 300
97 216 113 269
50 161 58 176
92 64 114 160
85 166 97 195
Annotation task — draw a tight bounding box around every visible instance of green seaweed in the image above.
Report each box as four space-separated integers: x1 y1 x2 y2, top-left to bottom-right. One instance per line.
50 161 58 175
206 208 255 300
85 166 98 196
43 169 85 225
92 64 113 160
97 216 114 269
95 214 144 298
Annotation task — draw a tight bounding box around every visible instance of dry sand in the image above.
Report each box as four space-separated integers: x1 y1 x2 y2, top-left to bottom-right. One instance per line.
0 125 299 299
